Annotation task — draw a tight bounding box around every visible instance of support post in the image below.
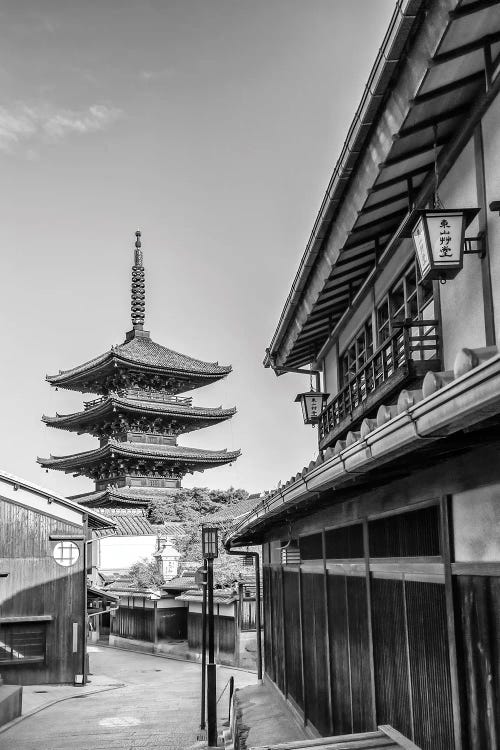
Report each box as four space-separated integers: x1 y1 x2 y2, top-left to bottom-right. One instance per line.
254 552 263 682
200 558 208 731
207 557 217 747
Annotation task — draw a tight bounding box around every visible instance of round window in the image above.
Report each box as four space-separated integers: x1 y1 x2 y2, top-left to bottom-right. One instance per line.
53 541 80 567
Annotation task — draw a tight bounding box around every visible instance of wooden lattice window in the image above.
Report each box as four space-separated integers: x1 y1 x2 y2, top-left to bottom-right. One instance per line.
0 622 47 664
340 318 374 387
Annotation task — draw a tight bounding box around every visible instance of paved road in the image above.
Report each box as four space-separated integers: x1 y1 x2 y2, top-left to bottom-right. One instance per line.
1 646 256 750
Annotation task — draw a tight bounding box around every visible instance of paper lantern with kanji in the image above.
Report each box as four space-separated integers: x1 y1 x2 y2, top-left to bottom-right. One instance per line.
405 208 479 282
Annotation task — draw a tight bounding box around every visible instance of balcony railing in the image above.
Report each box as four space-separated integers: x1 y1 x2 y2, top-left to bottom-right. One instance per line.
83 390 193 410
318 319 439 445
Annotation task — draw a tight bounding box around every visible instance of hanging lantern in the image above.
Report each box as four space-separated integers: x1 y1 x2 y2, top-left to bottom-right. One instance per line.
281 541 300 565
294 390 329 425
403 208 479 282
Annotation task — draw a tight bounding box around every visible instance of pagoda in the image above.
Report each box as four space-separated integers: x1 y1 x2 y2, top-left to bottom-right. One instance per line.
39 231 240 509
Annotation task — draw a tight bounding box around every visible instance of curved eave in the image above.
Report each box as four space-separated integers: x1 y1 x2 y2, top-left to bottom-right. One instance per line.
38 442 241 472
47 353 232 392
42 399 237 431
266 0 500 369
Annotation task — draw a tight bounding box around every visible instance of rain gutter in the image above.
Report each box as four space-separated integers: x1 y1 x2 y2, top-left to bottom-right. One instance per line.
227 353 500 545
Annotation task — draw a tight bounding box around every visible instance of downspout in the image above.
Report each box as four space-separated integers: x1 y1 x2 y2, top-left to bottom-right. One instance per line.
224 546 262 683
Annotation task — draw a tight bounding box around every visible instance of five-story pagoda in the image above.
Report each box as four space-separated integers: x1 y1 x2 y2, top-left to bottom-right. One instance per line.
39 231 240 509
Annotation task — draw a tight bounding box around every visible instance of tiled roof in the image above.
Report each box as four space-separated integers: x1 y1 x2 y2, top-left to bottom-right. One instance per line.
47 334 231 384
43 396 236 427
162 576 196 591
228 347 500 545
91 508 185 538
206 493 263 523
175 588 237 604
0 469 114 530
70 486 179 508
38 439 241 471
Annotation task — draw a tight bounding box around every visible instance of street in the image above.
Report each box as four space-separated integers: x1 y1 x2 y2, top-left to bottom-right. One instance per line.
0 646 256 750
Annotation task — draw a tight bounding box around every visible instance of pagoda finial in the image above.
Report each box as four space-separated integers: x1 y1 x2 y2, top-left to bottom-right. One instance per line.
131 229 145 328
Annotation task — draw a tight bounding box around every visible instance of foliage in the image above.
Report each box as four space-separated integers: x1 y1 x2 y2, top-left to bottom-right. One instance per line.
147 487 251 588
147 486 248 524
128 557 165 589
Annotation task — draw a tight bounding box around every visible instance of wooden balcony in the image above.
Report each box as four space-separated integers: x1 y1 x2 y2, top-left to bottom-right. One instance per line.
318 320 441 450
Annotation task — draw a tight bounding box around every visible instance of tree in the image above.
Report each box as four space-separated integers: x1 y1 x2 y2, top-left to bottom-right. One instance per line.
147 487 251 589
147 487 248 524
128 557 165 589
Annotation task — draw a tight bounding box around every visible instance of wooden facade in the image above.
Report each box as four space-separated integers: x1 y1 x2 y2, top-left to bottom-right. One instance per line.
0 474 112 685
111 598 187 643
261 446 500 749
188 611 236 658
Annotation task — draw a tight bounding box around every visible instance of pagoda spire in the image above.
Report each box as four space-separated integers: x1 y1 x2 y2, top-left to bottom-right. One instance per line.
131 230 145 330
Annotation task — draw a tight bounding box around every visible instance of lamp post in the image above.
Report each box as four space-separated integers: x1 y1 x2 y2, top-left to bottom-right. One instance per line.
202 526 219 747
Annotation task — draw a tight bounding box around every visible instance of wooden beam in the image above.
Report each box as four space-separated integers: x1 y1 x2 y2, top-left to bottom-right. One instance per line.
358 190 409 215
394 105 469 140
449 0 500 19
430 31 500 67
379 137 447 169
370 164 433 194
410 71 483 106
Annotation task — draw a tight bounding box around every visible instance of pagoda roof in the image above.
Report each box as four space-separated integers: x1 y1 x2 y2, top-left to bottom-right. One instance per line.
46 332 232 393
42 394 236 433
38 439 241 473
91 508 184 538
69 486 171 508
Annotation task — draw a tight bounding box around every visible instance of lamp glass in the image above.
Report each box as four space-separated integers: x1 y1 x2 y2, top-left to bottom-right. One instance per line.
202 527 219 559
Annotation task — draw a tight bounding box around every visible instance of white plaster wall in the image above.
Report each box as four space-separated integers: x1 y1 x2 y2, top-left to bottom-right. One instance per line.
453 484 500 562
322 344 339 400
189 601 235 617
99 534 158 571
481 93 500 345
438 138 486 369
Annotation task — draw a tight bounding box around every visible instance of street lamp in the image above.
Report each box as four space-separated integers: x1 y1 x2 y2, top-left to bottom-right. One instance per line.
202 526 219 747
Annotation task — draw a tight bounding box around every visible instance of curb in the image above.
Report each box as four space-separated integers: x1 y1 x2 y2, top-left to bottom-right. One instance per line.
98 642 258 675
0 683 125 736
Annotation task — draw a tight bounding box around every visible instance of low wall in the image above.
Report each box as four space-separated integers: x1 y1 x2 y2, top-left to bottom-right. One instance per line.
0 685 22 727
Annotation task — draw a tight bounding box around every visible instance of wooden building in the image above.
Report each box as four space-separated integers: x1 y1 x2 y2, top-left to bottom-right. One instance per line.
227 3 500 749
0 470 112 686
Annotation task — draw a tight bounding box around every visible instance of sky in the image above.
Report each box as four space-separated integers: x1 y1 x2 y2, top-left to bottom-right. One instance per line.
2 0 396 498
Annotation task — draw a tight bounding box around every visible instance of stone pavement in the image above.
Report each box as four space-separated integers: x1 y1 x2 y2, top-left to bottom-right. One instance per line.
0 645 256 750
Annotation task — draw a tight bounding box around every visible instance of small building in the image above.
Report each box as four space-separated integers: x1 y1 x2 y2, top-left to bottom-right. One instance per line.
106 586 188 649
88 506 184 581
0 469 113 686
